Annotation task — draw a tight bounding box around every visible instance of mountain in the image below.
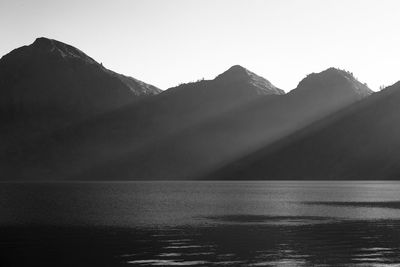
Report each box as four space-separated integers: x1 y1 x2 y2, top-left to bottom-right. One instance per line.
0 39 375 181
210 80 400 180
213 65 284 95
71 67 372 180
291 67 371 99
159 64 284 115
205 68 374 179
0 37 161 143
0 64 283 180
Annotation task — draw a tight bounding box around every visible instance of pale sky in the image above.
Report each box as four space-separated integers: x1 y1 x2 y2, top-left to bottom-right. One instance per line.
1 0 399 91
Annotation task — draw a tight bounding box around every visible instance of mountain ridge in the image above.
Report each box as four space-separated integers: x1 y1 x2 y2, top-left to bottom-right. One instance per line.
214 65 285 95
0 37 161 148
0 38 386 181
69 67 373 180
290 67 372 98
207 80 400 180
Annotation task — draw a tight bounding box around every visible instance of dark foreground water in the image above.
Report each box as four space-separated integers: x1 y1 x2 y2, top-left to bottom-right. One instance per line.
1 181 400 266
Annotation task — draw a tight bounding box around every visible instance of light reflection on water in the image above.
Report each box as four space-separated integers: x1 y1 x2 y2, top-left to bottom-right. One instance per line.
1 181 400 266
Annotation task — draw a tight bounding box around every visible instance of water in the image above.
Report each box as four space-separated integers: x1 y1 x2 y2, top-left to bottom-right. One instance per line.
1 181 400 266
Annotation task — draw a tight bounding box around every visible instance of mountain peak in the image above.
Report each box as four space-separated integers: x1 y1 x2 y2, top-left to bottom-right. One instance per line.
32 37 56 47
225 64 249 73
215 65 254 81
293 67 373 98
301 67 364 86
321 67 357 78
214 65 284 95
30 37 97 64
32 37 54 47
0 38 161 117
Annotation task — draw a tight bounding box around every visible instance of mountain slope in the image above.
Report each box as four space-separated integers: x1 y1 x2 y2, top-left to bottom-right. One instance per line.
0 37 161 142
205 68 374 179
210 80 400 180
291 67 371 99
0 65 282 180
74 68 372 180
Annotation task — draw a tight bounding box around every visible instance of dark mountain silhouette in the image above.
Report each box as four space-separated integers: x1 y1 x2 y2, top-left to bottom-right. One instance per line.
213 65 284 95
210 80 400 180
159 64 284 115
60 68 371 180
290 67 371 99
113 67 371 180
0 38 376 180
0 37 161 143
0 63 284 180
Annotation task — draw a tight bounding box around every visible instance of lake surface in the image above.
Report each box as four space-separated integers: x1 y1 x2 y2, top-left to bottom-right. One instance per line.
1 181 400 266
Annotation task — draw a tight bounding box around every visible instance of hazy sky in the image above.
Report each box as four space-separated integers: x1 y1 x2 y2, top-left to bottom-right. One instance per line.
1 0 399 91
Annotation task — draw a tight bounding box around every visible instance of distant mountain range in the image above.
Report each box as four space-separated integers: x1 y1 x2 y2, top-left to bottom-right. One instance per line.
1 37 399 181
